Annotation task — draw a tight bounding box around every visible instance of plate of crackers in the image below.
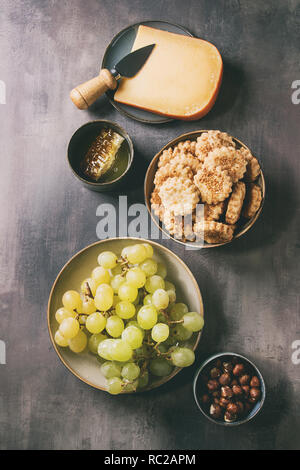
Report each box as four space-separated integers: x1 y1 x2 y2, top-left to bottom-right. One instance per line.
144 130 265 248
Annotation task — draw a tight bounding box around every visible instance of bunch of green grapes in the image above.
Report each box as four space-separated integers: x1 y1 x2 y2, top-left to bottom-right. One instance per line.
54 242 204 394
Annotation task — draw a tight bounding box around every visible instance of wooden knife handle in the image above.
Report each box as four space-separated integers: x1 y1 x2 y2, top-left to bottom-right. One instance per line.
70 69 117 109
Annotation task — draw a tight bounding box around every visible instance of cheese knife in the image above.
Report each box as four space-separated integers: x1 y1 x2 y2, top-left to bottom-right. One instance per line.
70 44 155 110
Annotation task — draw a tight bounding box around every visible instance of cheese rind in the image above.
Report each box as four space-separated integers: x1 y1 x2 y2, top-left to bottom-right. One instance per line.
114 26 223 121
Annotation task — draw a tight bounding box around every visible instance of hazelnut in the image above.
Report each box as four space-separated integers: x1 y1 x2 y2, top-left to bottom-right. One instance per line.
239 374 250 386
224 411 237 422
232 385 243 397
233 363 245 377
235 401 244 415
210 404 222 419
249 387 261 402
215 359 222 369
210 367 221 379
219 397 230 408
221 386 234 399
242 385 250 397
201 394 210 405
226 403 239 415
250 376 260 388
207 379 219 392
231 379 238 386
222 361 233 373
212 390 220 398
219 373 231 386
213 398 220 405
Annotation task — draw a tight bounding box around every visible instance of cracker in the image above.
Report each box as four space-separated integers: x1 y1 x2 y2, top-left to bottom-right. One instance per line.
158 176 200 216
195 130 235 161
239 147 261 182
204 146 247 183
194 166 232 204
242 183 262 219
172 152 202 174
194 220 235 244
158 147 174 168
154 162 193 186
225 182 246 225
204 201 226 221
173 140 196 156
150 188 164 218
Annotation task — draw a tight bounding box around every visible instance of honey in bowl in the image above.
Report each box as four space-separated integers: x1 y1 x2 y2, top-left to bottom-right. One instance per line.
81 128 129 183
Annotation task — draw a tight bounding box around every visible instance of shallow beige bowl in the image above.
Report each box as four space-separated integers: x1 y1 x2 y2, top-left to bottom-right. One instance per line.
144 130 265 249
48 238 204 393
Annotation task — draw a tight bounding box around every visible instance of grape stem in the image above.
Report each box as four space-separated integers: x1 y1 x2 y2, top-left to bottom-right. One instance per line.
168 319 184 325
84 283 94 299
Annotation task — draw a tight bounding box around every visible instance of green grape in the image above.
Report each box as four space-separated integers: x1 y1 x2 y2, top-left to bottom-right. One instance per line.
59 317 80 340
78 315 87 325
126 267 146 288
97 251 118 269
121 362 140 381
111 274 126 293
157 312 168 323
142 243 153 258
107 377 123 395
92 266 110 285
111 264 122 276
55 307 75 324
164 281 175 292
126 321 145 337
81 297 96 315
150 358 173 377
139 258 157 277
121 325 143 349
137 305 158 330
182 312 204 332
170 303 188 321
100 361 122 379
88 333 107 354
138 370 149 389
126 244 147 264
132 290 141 306
167 289 176 304
156 342 168 354
94 284 114 311
68 330 87 353
143 294 153 305
118 283 138 302
145 275 165 294
171 324 193 341
151 323 169 342
62 290 82 311
111 339 133 362
116 301 136 319
122 380 138 392
112 294 120 307
54 330 69 347
86 312 106 334
164 335 177 347
81 278 97 297
170 347 195 367
98 339 115 360
106 315 124 337
121 246 130 259
156 263 167 279
152 289 169 310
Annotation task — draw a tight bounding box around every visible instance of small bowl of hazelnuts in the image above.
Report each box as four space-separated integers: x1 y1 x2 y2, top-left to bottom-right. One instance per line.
193 352 266 426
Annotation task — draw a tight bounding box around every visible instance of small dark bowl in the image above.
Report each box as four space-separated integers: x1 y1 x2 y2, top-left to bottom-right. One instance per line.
67 120 134 192
193 352 266 426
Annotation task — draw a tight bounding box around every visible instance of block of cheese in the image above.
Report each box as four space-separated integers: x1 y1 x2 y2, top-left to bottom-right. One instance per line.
114 26 223 121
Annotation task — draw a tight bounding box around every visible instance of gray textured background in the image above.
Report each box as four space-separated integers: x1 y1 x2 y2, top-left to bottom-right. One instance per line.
0 0 299 450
